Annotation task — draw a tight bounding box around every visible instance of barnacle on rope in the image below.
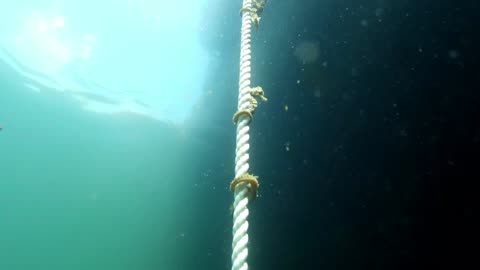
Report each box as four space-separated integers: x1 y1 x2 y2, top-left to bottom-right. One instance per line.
232 86 267 125
230 173 259 201
239 0 268 30
233 110 253 125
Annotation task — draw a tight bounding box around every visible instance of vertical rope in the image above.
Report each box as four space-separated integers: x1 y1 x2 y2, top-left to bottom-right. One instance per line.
231 0 254 270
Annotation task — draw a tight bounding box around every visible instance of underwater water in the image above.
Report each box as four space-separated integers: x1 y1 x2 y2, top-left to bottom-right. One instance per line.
0 1 232 269
1 0 478 270
0 71 187 269
0 69 233 270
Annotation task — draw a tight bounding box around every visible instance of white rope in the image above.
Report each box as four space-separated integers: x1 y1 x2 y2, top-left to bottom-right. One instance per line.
231 0 255 270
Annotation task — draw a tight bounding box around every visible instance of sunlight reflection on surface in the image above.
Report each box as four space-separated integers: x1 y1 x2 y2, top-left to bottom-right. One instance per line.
0 0 209 125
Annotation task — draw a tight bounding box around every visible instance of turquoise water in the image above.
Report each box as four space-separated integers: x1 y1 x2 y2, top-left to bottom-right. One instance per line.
0 1 231 269
0 68 205 269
